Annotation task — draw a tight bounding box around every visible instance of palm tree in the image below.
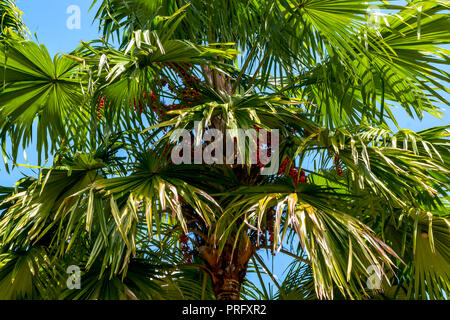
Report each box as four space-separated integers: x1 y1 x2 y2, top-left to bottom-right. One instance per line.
0 0 448 300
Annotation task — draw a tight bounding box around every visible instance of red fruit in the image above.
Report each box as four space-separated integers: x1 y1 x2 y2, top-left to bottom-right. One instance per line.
278 157 291 174
179 234 189 244
299 175 307 183
96 96 106 120
334 155 339 165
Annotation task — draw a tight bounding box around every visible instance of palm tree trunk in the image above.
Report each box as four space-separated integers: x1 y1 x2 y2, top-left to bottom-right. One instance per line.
208 256 247 301
199 233 254 300
214 277 242 300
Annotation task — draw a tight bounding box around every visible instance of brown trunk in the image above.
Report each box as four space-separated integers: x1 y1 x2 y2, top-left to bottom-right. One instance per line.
196 58 252 300
215 278 241 300
205 249 248 301
201 62 233 95
199 234 254 300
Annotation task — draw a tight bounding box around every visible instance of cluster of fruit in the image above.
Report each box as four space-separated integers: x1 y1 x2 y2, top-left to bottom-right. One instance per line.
179 234 192 264
129 97 143 114
96 63 203 122
96 96 106 120
334 155 344 177
150 62 203 122
165 62 201 87
278 157 307 184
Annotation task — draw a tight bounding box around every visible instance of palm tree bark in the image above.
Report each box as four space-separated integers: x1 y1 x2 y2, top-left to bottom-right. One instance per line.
215 278 242 300
199 233 254 300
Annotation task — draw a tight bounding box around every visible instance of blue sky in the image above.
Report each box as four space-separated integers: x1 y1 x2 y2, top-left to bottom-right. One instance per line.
1 1 449 293
16 0 101 55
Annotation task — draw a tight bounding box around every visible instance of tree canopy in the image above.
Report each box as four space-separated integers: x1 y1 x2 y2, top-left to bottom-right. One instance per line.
0 0 448 300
